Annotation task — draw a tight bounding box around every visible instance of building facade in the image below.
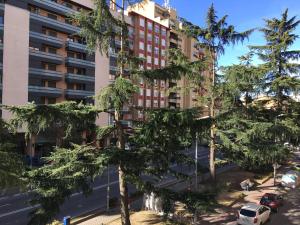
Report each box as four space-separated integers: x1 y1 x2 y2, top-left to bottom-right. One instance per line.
0 0 206 126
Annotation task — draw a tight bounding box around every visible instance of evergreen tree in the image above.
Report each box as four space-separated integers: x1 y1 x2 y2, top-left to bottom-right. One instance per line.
180 4 253 180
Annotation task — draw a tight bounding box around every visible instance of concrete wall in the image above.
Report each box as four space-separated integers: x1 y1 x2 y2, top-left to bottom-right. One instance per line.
95 51 110 126
71 0 94 9
2 4 30 120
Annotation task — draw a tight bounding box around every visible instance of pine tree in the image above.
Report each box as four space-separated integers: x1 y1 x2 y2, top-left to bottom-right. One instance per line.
180 4 253 180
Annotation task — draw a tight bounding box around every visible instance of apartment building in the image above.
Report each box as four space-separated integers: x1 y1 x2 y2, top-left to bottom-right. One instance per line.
127 0 207 110
1 0 98 122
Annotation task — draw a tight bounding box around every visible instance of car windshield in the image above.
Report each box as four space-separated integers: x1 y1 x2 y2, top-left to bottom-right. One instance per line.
261 196 274 202
240 209 256 217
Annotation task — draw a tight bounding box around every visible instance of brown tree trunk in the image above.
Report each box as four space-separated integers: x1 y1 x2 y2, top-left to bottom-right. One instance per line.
82 130 87 145
115 111 131 225
209 52 216 181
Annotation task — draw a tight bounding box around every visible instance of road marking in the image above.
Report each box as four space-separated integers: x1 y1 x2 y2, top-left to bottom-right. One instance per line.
0 205 39 219
0 204 10 208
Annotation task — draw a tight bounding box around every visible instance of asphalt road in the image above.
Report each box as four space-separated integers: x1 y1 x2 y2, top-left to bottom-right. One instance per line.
0 145 210 225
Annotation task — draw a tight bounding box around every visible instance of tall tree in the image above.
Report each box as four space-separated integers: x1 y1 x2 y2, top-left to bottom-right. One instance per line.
181 4 253 180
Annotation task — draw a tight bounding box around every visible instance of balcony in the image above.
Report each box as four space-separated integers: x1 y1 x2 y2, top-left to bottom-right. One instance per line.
29 31 63 48
65 57 95 68
29 0 77 15
65 89 94 99
29 68 63 80
29 48 63 64
65 73 95 84
28 85 63 97
66 40 89 53
30 13 80 34
0 24 3 34
0 3 4 12
0 83 2 91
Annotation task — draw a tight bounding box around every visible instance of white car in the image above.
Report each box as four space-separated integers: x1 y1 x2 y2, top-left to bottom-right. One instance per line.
237 203 271 225
281 170 300 188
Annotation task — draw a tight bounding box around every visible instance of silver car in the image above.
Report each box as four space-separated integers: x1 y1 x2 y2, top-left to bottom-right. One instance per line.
237 203 271 225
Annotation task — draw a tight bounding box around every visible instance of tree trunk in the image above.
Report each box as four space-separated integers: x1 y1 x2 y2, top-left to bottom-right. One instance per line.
209 52 216 181
82 130 87 145
273 166 276 186
116 111 131 225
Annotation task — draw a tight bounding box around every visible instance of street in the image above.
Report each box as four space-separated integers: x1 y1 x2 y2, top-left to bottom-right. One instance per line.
0 146 209 225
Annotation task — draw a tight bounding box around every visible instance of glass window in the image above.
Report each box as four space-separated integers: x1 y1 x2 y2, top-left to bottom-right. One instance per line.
161 28 166 36
146 89 151 96
240 209 256 217
154 36 159 45
138 99 143 107
162 49 166 56
154 25 160 33
154 47 159 55
161 60 165 67
139 18 145 27
154 58 158 65
147 33 152 41
154 90 159 97
139 30 145 39
162 39 166 46
139 88 144 96
161 101 165 107
139 41 144 50
147 22 152 30
147 56 152 64
147 44 152 52
146 100 151 107
47 13 57 20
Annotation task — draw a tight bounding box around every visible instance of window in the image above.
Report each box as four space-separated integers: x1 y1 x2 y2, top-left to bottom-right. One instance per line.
161 92 165 98
147 22 153 30
240 209 256 217
154 25 160 33
161 60 165 67
154 58 158 65
139 41 144 50
146 100 151 107
139 30 145 39
154 36 159 45
139 53 145 58
162 39 166 46
48 81 56 88
76 83 86 90
139 18 145 27
153 100 158 108
47 13 57 20
48 63 57 71
162 28 166 36
147 65 152 70
139 88 144 96
147 56 152 64
67 67 74 73
146 89 151 97
77 68 86 75
48 98 56 104
147 44 152 52
154 90 159 97
154 47 159 55
161 101 165 107
162 49 166 56
138 99 143 107
147 33 152 41
48 30 57 37
138 110 143 119
48 47 57 54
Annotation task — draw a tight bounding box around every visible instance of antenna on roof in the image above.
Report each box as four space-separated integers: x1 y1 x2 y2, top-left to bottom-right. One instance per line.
163 0 171 10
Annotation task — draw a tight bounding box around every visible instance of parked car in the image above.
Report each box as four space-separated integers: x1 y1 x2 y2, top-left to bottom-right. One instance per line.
293 163 300 171
259 193 283 212
237 203 271 225
281 170 300 188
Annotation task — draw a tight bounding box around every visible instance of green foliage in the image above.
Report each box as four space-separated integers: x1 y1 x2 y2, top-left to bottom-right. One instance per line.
0 119 24 189
27 144 108 225
2 102 99 139
250 9 300 103
96 77 138 111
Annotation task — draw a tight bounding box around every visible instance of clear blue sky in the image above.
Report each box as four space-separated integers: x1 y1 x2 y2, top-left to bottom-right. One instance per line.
155 0 300 66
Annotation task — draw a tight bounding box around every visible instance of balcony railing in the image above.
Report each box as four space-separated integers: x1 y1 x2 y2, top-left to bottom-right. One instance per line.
29 0 77 15
0 83 2 91
30 13 80 34
28 85 63 97
0 63 2 70
29 68 63 80
65 57 95 68
65 73 95 84
65 89 94 99
66 40 88 53
29 48 64 64
0 3 4 11
0 24 3 33
29 31 63 48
